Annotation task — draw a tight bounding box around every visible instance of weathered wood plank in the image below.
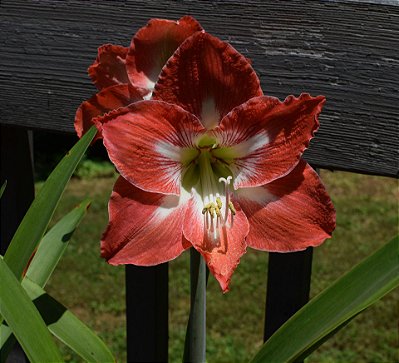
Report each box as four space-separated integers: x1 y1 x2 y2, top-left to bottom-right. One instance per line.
0 0 398 177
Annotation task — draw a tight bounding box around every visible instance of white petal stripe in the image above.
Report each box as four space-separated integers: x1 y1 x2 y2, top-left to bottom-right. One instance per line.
229 132 269 157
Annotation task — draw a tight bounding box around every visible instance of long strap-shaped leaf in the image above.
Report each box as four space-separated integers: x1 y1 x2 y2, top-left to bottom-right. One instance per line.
0 200 90 362
0 180 6 199
0 257 64 363
23 278 115 362
251 235 399 363
3 126 96 280
1 199 115 362
25 198 91 287
0 279 115 363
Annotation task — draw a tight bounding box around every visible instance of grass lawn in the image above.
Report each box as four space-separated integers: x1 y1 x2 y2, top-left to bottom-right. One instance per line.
43 166 398 363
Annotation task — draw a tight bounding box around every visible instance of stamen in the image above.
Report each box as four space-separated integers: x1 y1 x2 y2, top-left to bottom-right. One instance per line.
210 212 214 232
218 176 233 227
199 151 235 235
209 204 216 218
228 201 236 228
228 201 236 215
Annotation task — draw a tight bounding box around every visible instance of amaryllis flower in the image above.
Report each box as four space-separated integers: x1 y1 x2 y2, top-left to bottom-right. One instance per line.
97 32 335 292
74 16 202 139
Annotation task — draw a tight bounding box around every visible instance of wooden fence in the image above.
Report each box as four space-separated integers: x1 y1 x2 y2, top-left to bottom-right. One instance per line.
1 1 398 362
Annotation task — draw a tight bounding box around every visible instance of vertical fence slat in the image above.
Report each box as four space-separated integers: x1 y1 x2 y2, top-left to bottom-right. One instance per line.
0 125 34 363
0 126 34 254
264 248 313 341
125 264 168 363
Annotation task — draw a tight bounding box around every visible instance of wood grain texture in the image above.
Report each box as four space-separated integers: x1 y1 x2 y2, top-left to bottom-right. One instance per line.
0 0 398 177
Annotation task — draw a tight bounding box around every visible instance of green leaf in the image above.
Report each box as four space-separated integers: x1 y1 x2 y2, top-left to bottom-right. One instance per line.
0 180 6 199
0 257 63 363
1 200 92 362
250 235 399 363
25 199 91 288
3 126 96 280
1 199 113 362
22 278 115 363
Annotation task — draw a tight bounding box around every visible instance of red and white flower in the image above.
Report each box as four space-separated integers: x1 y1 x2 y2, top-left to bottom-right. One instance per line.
96 32 335 292
74 16 202 139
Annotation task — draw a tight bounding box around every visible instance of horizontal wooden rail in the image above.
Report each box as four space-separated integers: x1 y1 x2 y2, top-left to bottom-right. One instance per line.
0 0 398 177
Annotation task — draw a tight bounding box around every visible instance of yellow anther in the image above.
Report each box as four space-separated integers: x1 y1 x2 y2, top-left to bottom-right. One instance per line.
228 201 236 215
202 203 212 215
215 205 221 217
209 203 216 218
216 197 222 209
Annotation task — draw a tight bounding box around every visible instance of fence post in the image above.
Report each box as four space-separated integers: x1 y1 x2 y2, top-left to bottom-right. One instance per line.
264 248 313 341
126 264 169 362
264 166 321 342
0 125 34 363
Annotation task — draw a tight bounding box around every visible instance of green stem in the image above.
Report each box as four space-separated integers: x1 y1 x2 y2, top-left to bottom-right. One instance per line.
183 248 207 363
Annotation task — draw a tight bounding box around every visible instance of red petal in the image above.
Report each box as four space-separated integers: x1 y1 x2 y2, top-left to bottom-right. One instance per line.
88 44 130 90
126 16 203 91
74 84 144 139
213 94 325 189
236 160 336 252
153 32 262 129
183 192 249 292
102 176 190 265
99 100 205 195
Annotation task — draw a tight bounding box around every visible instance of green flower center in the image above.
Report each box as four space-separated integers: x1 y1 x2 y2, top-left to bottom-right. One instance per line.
182 134 236 237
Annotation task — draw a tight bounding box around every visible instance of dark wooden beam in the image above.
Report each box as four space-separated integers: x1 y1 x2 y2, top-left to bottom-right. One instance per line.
0 0 398 177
